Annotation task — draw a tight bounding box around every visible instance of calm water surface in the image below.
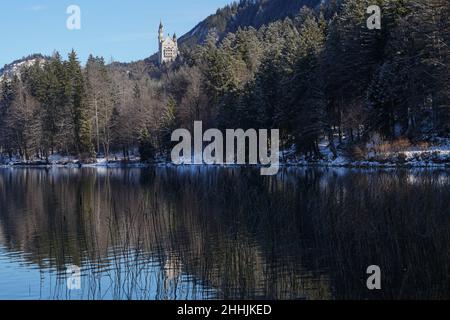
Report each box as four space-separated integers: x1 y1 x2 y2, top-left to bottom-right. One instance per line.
0 167 449 300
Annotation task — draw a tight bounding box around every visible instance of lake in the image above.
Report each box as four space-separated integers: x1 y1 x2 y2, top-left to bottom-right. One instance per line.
0 167 449 300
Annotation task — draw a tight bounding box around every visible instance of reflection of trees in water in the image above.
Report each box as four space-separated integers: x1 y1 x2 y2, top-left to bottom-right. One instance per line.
0 168 449 299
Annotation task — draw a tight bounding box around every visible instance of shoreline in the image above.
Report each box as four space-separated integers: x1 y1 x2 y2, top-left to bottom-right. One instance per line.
1 159 449 170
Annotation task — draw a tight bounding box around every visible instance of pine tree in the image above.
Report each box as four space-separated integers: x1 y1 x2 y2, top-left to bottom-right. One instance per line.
66 50 94 158
325 0 385 142
139 128 155 162
160 96 178 153
0 76 19 157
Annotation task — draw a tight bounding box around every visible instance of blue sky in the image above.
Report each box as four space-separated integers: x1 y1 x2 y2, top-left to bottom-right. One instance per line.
0 0 232 67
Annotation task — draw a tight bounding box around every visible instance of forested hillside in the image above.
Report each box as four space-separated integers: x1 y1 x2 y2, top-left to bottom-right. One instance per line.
179 0 322 48
0 0 448 163
0 54 48 82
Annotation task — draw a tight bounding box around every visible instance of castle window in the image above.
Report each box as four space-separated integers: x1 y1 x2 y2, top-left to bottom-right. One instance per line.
164 49 173 58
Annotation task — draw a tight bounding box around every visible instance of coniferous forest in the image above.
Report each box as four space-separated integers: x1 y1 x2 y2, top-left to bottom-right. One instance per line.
0 0 448 163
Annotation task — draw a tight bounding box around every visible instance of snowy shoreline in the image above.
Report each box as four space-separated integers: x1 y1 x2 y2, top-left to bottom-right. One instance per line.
2 137 450 170
1 158 449 170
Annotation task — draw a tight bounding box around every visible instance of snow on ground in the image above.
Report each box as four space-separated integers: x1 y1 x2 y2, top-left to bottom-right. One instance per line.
1 137 450 169
363 137 450 167
281 136 450 168
48 154 76 164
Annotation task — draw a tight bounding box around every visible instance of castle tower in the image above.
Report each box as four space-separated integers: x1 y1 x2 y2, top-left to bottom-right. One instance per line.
158 21 164 44
158 21 178 65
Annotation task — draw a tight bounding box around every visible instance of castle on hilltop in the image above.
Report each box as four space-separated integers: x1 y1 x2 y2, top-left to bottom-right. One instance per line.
158 21 179 65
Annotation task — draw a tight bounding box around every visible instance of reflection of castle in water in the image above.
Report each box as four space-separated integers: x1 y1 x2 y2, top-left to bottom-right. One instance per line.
0 168 449 299
164 254 182 281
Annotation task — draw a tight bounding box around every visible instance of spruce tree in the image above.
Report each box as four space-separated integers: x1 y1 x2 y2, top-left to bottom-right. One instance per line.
66 50 94 158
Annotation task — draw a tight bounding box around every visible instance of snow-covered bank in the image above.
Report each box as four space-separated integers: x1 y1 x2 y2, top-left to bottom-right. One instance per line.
281 136 450 168
1 155 449 170
0 153 149 168
1 138 450 169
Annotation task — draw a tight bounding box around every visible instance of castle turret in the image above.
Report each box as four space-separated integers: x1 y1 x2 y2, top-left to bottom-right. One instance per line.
158 21 164 44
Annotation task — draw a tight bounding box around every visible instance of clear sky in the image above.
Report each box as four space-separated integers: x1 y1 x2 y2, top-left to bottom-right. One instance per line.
0 0 232 67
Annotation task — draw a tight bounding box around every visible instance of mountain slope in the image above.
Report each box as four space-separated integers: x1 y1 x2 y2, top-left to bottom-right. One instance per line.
0 54 47 81
179 0 322 49
121 0 323 73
